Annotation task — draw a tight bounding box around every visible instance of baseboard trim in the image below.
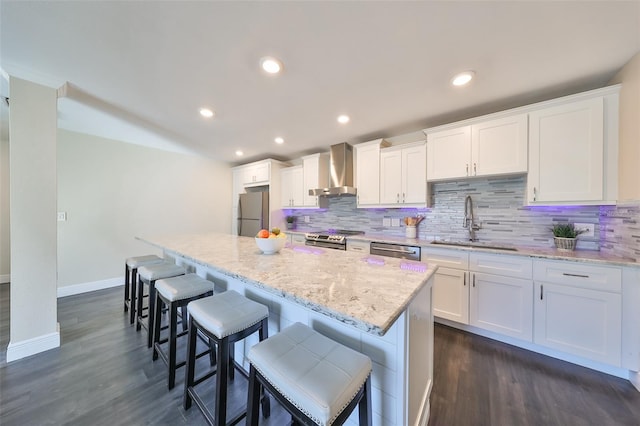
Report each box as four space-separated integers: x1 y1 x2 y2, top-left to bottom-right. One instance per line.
630 371 640 392
57 277 123 298
0 273 9 284
6 323 61 363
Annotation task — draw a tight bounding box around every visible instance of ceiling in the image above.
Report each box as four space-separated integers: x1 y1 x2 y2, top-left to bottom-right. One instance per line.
1 1 639 165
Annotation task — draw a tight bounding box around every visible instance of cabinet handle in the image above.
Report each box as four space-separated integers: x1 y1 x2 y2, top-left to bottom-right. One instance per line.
473 163 477 175
463 274 466 286
562 273 590 279
533 187 537 202
466 164 469 176
402 193 405 203
397 193 400 203
540 284 543 300
472 274 475 287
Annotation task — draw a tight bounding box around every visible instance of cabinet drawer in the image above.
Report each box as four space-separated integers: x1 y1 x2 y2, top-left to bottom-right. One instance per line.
421 248 469 269
347 239 370 253
470 253 532 279
533 260 621 293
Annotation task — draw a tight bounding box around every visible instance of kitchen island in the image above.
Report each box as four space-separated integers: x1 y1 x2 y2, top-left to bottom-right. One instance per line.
138 232 436 426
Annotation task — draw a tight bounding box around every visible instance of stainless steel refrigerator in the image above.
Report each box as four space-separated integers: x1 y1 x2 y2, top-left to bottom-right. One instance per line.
237 191 269 237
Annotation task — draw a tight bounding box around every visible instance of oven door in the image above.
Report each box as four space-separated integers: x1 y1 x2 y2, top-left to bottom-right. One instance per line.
305 239 346 250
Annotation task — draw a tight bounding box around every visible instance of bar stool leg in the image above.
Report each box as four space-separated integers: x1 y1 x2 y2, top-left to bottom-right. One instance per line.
124 264 130 312
136 274 144 331
168 302 179 389
129 267 138 325
359 377 372 426
152 291 163 362
183 316 197 411
215 338 229 426
147 279 157 348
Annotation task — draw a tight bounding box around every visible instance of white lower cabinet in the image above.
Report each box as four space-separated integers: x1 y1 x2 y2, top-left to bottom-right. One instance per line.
470 272 533 341
533 259 622 366
422 248 469 324
346 239 370 253
432 267 469 324
468 252 533 341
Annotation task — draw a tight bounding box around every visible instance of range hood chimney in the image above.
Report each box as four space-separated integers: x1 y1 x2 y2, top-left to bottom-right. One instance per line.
310 142 357 197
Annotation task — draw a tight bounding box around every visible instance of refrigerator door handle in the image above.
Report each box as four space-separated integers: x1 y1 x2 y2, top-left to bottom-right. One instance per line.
238 198 242 236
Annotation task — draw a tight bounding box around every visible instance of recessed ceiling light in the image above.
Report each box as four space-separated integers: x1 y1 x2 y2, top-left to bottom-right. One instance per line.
199 107 214 118
274 137 284 144
337 115 350 124
260 57 283 74
235 150 244 156
452 71 475 86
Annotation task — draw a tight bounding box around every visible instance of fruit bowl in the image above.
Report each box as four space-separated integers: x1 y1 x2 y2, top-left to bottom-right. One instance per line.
255 237 286 254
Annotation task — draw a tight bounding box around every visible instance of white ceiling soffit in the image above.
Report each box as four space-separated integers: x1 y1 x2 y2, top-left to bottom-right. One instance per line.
1 1 639 164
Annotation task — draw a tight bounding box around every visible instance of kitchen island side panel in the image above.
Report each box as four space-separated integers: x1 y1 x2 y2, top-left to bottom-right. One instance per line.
152 234 434 426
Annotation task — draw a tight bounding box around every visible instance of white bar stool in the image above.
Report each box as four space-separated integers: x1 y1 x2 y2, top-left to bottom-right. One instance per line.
152 273 214 389
246 322 372 426
124 255 164 325
136 262 185 348
183 290 270 426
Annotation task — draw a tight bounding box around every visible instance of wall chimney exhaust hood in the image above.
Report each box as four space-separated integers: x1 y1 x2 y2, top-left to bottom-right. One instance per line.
310 142 357 197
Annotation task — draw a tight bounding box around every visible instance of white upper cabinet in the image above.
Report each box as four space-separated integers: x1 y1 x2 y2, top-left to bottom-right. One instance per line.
243 160 270 186
471 114 528 176
281 166 304 208
426 114 527 181
527 90 619 205
426 126 471 180
380 141 427 206
302 153 329 207
354 139 390 207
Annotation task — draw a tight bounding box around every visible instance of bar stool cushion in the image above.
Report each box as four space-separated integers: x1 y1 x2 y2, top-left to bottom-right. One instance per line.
138 263 185 281
126 255 164 268
155 274 213 302
187 290 268 339
248 322 372 426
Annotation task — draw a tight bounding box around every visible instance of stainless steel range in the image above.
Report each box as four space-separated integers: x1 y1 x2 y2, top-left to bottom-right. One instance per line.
305 229 365 250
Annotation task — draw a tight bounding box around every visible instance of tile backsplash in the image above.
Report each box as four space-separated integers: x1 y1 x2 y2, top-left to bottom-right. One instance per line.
285 175 640 261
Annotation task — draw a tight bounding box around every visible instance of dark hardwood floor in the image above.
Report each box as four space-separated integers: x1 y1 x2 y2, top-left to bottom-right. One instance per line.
1 282 639 425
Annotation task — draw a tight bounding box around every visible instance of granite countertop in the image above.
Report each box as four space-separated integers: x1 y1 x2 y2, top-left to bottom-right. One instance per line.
287 229 637 267
137 232 436 336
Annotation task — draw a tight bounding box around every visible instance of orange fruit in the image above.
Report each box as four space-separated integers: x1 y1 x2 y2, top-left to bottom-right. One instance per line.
257 229 270 238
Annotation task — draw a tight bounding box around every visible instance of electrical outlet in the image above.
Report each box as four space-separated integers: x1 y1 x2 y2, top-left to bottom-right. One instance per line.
304 215 310 223
391 218 400 227
57 212 67 222
383 218 391 227
574 222 595 238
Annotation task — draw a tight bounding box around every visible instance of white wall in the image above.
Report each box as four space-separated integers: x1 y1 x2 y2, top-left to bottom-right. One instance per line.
610 51 640 201
56 129 231 291
0 96 9 283
7 76 59 362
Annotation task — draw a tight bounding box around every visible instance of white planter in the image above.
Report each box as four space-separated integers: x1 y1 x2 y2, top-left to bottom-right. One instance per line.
554 237 577 252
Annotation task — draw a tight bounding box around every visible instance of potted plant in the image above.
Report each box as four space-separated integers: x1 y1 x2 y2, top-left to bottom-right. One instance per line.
551 223 585 252
285 215 296 230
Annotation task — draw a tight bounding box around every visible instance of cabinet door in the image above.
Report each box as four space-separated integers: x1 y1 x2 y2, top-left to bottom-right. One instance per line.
280 168 293 207
533 282 621 366
402 143 427 204
528 97 604 203
470 272 533 341
426 126 471 180
346 239 370 253
290 167 304 206
253 162 270 184
432 267 469 324
471 114 528 177
355 143 382 206
302 156 319 207
380 149 403 204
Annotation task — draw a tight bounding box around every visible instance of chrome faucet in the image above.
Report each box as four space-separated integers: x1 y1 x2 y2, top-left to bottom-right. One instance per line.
463 195 481 241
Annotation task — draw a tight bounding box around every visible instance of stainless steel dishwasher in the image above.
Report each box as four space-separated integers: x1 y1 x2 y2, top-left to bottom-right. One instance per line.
369 241 421 260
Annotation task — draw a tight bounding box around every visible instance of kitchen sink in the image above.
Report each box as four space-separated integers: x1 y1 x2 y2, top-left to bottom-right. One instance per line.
430 241 518 251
